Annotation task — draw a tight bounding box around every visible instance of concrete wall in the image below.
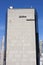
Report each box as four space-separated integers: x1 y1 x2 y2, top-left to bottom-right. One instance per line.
6 8 36 65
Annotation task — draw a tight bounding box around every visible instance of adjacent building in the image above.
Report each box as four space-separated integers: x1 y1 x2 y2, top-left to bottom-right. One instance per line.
1 36 5 65
40 40 43 55
40 40 43 65
0 49 1 65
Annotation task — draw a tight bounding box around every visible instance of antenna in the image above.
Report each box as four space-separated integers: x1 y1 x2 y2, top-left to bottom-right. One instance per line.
9 0 14 9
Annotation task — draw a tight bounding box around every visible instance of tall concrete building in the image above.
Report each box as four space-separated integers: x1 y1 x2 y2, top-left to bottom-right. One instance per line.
6 7 39 65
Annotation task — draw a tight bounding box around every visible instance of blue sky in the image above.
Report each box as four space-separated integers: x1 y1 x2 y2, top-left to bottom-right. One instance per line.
0 0 43 47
